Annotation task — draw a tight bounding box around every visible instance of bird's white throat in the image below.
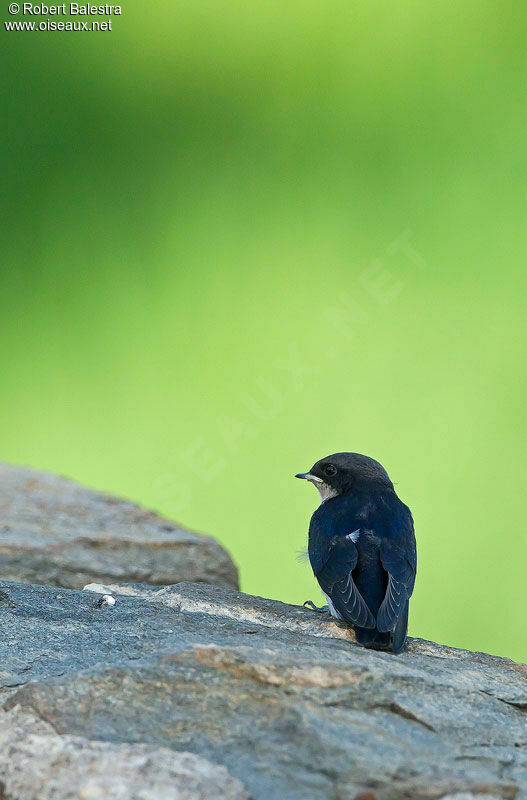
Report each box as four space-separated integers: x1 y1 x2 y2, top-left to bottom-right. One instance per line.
314 481 339 504
303 473 339 504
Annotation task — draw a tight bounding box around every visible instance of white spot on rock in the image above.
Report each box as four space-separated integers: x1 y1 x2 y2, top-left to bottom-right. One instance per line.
101 594 116 607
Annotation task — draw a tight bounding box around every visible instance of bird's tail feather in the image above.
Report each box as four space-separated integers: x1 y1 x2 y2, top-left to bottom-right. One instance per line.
391 598 409 654
354 627 391 650
354 598 409 653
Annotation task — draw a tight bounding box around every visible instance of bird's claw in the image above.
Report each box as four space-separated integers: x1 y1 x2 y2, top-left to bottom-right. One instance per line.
303 600 330 613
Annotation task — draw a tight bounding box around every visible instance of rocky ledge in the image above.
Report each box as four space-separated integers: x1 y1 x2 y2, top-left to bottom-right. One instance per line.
1 579 526 800
0 463 238 590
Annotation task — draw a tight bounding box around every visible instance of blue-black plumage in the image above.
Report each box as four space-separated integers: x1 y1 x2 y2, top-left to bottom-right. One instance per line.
296 452 417 654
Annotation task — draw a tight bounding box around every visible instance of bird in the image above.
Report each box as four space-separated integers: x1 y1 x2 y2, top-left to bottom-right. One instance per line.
296 452 416 654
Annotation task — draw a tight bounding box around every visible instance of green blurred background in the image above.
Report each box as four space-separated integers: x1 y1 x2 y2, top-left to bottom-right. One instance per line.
2 1 526 661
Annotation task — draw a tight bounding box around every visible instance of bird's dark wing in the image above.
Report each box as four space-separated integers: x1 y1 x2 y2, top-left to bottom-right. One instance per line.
315 535 376 629
377 523 417 633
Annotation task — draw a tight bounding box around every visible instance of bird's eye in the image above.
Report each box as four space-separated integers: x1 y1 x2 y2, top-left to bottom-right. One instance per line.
324 464 337 476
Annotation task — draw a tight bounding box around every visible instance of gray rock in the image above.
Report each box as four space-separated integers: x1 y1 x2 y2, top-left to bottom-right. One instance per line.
1 580 526 799
0 708 248 800
439 795 503 800
0 463 238 589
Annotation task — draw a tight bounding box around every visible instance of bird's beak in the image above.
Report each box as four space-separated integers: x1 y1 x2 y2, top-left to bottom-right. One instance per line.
295 472 322 483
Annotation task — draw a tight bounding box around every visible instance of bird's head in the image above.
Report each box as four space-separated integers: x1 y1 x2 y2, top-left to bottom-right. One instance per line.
295 452 393 503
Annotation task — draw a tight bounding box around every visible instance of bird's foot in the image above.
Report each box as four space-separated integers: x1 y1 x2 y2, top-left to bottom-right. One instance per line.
303 600 330 613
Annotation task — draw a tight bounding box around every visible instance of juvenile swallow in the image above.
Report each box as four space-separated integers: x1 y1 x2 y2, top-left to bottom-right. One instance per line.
296 452 416 654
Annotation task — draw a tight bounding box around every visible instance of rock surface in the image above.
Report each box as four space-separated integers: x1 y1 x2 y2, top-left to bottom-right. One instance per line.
1 579 526 800
0 708 248 800
0 463 238 589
